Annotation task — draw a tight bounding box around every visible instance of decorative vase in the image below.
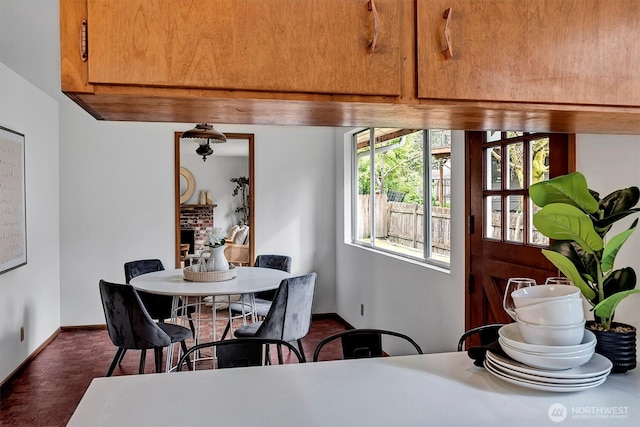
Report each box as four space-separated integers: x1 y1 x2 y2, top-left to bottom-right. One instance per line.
208 245 229 271
586 321 637 374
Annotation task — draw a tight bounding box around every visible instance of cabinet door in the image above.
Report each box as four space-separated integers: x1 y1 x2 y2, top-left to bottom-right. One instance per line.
87 0 403 96
417 0 640 106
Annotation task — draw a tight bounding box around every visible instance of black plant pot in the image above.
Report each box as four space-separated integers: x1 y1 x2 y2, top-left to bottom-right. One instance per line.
587 321 637 374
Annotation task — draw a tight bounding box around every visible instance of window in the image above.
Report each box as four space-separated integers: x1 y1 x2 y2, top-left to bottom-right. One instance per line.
483 132 551 246
352 128 451 266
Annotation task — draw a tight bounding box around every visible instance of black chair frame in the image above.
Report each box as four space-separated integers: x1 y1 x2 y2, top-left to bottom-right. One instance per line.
176 338 304 371
457 324 505 351
313 328 423 362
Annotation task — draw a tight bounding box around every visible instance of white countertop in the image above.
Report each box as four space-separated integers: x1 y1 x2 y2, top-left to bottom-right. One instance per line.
68 351 639 426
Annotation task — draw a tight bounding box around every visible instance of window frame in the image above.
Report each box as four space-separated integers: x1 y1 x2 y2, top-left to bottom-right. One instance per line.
350 128 450 269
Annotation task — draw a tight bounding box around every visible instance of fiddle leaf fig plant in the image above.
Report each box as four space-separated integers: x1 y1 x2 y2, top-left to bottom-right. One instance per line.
530 171 640 331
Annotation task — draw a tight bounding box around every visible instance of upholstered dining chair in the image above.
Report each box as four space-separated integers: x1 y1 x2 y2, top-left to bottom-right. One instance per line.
233 272 316 363
457 324 505 351
124 259 196 335
222 254 293 339
312 329 423 362
175 338 304 371
99 279 193 376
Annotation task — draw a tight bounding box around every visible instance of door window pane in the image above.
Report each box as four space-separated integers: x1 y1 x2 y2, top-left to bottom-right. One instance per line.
529 138 550 185
485 196 501 240
506 195 524 243
506 142 524 190
529 203 549 246
486 146 502 190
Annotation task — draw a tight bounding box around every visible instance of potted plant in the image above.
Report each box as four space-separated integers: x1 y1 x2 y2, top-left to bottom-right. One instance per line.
529 171 640 373
230 176 249 226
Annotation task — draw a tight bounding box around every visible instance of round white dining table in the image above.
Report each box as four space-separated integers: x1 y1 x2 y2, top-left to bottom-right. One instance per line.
130 266 289 297
130 266 289 370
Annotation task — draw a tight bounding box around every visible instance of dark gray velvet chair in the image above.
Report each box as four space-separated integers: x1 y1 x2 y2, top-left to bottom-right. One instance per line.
234 272 316 363
312 329 423 362
99 279 193 376
124 259 196 335
222 254 293 339
175 338 304 371
457 324 505 351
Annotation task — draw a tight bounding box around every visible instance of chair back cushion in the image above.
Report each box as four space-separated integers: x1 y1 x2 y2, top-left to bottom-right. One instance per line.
256 272 316 342
124 259 164 283
99 280 171 349
341 333 384 359
216 341 264 368
123 259 174 320
254 254 292 273
254 255 293 300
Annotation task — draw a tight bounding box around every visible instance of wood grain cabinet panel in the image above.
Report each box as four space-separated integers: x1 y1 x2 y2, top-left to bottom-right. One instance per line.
86 0 403 96
417 0 640 106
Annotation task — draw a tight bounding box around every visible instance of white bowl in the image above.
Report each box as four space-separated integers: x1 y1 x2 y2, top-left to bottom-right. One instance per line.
514 298 585 326
516 317 586 346
498 338 594 357
499 323 596 354
512 284 581 308
500 339 595 370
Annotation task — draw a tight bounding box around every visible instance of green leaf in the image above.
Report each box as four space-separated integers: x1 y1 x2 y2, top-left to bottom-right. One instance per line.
601 219 637 272
533 204 603 253
593 289 640 322
541 249 596 301
594 208 640 230
603 267 637 298
600 187 640 217
551 240 598 280
529 172 599 213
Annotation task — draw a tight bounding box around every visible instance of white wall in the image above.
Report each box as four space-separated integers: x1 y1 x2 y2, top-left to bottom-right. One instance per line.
334 129 467 354
0 63 60 382
576 135 640 332
58 112 337 325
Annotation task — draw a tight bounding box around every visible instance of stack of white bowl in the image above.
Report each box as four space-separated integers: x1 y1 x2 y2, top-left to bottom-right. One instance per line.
499 284 595 370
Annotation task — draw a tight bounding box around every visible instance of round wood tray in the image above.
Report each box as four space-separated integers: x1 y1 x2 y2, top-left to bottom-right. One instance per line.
183 264 237 282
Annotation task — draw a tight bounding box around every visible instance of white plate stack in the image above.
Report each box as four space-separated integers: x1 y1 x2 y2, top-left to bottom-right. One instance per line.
485 349 613 392
484 323 612 392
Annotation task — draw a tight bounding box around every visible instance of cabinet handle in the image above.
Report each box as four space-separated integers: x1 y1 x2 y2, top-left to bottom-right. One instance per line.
368 0 379 53
441 8 452 60
79 19 88 62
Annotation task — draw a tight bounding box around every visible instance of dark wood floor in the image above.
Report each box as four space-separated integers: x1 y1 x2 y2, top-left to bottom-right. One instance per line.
0 315 347 426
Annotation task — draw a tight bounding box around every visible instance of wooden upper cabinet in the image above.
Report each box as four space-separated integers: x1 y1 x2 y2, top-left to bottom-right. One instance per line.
86 0 403 96
416 0 640 106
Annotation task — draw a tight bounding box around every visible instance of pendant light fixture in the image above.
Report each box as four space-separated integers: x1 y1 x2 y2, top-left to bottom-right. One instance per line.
180 123 227 161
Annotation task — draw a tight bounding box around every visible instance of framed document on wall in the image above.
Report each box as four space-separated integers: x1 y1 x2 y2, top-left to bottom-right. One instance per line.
0 125 27 274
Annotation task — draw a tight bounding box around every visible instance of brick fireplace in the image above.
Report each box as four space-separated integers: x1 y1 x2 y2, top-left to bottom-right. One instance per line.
180 204 216 254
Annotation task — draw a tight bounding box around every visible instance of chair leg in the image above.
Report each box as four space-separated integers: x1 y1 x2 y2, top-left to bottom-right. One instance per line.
139 349 147 374
297 339 306 362
187 316 196 337
264 344 271 365
154 348 163 373
221 320 232 340
180 341 193 371
106 348 125 377
116 348 127 365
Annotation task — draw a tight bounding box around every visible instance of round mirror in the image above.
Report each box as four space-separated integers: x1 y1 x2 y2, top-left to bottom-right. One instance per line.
180 166 195 204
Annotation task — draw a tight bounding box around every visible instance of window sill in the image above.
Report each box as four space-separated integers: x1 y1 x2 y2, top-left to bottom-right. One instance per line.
347 241 450 275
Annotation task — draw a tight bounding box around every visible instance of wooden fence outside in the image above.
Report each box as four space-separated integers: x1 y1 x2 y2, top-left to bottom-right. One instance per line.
357 196 547 258
357 195 451 257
